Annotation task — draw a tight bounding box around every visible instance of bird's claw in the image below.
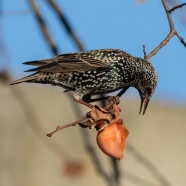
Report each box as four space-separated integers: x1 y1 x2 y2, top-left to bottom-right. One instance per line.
107 96 120 105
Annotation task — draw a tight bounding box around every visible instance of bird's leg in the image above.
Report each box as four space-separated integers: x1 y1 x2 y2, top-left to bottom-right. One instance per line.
73 98 94 109
83 94 120 104
83 95 118 104
81 86 129 106
107 96 120 104
86 96 110 103
106 86 130 105
117 86 129 97
82 94 108 103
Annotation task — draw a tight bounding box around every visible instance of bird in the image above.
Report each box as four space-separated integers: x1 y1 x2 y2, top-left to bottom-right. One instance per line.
11 49 158 115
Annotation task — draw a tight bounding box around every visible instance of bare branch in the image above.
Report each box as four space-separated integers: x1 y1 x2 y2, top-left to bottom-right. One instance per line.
145 0 186 60
29 0 59 55
168 2 186 13
145 30 175 60
142 45 147 59
46 102 118 137
175 32 186 47
46 0 85 51
163 0 175 29
46 116 87 137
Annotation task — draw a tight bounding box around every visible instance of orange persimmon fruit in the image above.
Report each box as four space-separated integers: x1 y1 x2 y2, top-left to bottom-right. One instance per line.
96 119 129 160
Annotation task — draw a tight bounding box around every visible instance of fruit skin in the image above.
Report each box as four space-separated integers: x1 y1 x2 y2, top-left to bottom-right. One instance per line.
96 119 129 160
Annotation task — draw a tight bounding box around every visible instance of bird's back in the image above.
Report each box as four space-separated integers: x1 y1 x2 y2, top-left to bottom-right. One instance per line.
10 49 154 95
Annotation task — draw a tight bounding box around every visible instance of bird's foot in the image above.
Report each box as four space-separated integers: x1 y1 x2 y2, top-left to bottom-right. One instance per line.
107 96 120 105
82 94 108 103
73 98 94 109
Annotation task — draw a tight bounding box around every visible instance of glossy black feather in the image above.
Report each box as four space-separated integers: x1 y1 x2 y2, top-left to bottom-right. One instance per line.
11 48 158 114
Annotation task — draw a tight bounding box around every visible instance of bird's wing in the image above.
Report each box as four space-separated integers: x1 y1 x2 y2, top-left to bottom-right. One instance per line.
24 51 110 73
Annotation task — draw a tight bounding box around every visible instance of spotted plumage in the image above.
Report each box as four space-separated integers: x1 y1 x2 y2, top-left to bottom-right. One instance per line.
11 49 158 114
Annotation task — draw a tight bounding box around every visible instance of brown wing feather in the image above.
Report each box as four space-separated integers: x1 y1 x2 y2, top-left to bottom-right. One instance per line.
25 51 110 73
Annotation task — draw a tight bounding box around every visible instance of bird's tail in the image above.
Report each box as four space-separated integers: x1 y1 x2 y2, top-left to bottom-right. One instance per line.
10 73 39 85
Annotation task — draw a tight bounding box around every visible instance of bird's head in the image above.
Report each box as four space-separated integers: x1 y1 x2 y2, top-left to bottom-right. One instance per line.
135 64 158 115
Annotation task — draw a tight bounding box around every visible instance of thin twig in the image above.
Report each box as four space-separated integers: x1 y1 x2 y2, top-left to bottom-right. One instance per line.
175 32 186 47
29 0 59 55
145 0 186 60
46 0 85 51
143 45 147 59
46 116 87 137
145 30 175 60
168 2 186 13
46 102 116 137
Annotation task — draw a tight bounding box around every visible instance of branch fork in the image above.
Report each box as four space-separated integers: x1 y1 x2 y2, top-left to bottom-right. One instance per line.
144 0 186 60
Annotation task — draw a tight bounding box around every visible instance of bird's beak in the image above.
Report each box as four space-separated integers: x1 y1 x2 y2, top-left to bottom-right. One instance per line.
139 96 150 115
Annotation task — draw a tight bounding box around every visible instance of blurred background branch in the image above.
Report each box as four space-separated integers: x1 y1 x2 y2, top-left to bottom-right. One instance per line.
29 0 59 55
28 1 118 185
46 0 85 51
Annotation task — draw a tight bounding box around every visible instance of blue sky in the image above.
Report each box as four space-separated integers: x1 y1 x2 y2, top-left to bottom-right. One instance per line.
1 0 186 105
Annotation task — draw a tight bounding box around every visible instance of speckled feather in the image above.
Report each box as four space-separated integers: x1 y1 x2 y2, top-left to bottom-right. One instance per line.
11 49 158 114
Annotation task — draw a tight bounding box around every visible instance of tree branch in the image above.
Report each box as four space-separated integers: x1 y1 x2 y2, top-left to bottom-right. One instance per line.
145 0 186 60
168 2 186 13
46 116 87 137
142 45 147 59
145 30 175 60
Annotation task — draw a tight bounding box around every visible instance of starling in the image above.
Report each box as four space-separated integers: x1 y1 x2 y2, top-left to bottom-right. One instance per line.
11 49 158 114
